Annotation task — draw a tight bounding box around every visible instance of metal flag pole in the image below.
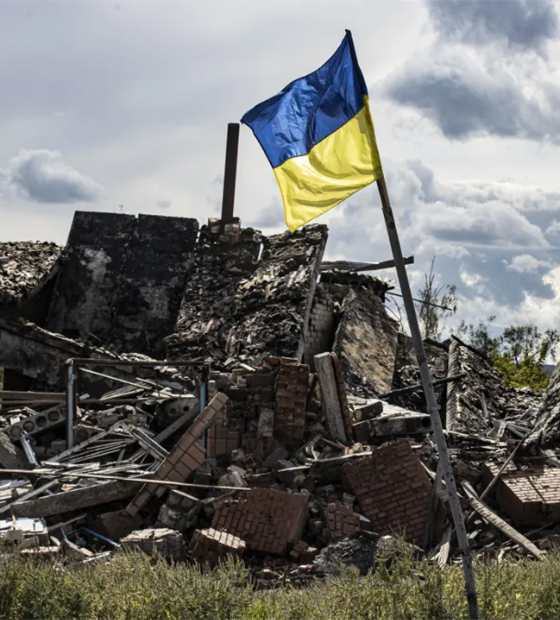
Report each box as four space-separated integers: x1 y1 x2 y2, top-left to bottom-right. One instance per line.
376 176 479 620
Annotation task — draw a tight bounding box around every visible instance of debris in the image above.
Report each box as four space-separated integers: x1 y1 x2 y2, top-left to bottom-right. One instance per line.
343 440 432 546
481 461 560 526
212 488 308 556
12 480 142 518
188 528 246 567
125 393 228 516
0 432 30 470
461 481 544 560
313 531 378 576
314 353 347 443
121 527 186 560
0 213 556 574
0 241 61 312
327 501 361 541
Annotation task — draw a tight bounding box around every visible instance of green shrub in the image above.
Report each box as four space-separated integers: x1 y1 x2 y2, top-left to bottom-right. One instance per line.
0 547 560 619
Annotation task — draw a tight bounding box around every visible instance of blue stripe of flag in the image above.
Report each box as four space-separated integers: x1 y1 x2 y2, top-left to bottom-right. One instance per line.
241 31 368 169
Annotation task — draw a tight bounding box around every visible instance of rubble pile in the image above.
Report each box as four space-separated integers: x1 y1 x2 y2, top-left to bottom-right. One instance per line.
0 212 560 582
168 223 327 367
0 241 61 309
389 335 449 413
445 336 542 439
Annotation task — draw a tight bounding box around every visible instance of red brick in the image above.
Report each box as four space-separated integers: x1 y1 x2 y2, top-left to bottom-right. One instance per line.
343 440 431 546
211 488 308 555
482 462 560 526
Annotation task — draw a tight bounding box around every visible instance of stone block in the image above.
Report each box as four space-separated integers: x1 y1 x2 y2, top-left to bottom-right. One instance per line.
121 528 185 560
188 528 245 567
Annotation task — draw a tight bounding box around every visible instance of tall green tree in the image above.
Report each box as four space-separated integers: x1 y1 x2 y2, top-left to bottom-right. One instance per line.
456 319 559 391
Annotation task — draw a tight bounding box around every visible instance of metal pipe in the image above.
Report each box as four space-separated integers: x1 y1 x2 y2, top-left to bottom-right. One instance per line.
68 359 203 367
65 361 76 450
376 176 479 619
320 255 414 272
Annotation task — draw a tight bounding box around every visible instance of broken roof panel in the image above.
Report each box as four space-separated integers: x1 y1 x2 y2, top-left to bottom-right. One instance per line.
445 337 542 438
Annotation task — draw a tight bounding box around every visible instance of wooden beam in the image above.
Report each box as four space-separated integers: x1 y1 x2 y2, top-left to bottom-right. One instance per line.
461 481 544 560
320 256 414 272
314 353 347 443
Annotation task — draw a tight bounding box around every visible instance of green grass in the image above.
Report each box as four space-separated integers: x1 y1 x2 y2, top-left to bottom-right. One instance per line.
1 545 560 619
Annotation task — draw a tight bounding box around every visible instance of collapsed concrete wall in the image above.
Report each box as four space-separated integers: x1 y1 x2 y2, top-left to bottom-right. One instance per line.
46 212 136 343
0 315 112 388
168 224 327 366
109 215 199 357
45 211 198 357
332 289 399 398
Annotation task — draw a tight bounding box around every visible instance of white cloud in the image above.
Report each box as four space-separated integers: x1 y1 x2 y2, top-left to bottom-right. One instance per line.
546 220 560 235
383 0 560 145
3 149 102 204
505 254 553 273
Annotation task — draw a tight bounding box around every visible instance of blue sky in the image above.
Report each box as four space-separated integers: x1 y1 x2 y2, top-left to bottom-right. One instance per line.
1 0 560 333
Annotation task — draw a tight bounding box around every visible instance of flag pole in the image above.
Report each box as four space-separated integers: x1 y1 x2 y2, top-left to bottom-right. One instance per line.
376 176 479 620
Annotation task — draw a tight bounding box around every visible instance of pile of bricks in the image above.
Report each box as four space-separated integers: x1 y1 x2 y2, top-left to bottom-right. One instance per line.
302 286 335 369
126 393 228 515
206 364 277 454
343 440 432 546
327 501 361 542
482 462 560 526
207 217 242 244
274 358 309 451
206 419 241 458
212 488 309 556
188 528 246 567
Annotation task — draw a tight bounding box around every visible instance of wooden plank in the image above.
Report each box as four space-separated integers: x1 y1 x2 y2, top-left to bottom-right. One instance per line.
320 256 414 273
424 464 443 549
432 525 452 568
314 352 347 443
445 338 461 431
461 481 544 560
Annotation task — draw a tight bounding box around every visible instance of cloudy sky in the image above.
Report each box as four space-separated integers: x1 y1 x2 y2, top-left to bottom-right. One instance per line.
1 0 560 335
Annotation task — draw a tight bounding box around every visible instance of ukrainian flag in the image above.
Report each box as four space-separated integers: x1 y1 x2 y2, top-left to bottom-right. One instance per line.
241 30 383 233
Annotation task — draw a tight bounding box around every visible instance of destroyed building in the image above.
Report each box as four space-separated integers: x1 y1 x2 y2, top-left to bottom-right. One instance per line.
0 210 558 578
